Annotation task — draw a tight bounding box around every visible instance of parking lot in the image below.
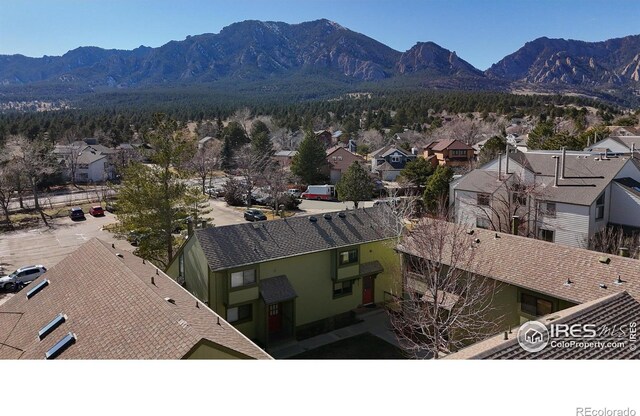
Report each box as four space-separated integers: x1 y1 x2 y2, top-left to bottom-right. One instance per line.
0 197 375 306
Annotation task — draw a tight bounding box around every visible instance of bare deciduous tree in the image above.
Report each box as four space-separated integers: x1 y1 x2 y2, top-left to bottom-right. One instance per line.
392 216 503 358
187 139 222 194
8 136 59 227
0 158 18 228
586 226 640 259
234 144 272 207
467 173 547 237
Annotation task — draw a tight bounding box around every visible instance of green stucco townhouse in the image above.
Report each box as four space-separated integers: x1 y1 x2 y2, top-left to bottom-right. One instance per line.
167 207 402 348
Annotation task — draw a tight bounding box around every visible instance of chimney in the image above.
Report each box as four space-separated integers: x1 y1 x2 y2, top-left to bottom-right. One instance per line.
498 152 503 181
505 144 510 175
552 156 560 187
511 215 520 236
187 218 193 237
560 147 566 180
618 247 630 258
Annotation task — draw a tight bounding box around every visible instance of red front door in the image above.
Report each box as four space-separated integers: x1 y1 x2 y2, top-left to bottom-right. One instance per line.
362 276 374 305
268 303 282 333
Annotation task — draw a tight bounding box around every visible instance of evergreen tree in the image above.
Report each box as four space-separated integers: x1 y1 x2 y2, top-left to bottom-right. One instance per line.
423 165 453 213
291 130 329 184
116 113 194 267
336 162 373 209
399 157 434 187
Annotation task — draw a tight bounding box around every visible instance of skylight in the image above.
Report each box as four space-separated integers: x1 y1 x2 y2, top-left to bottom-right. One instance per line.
45 332 76 360
38 314 66 340
26 279 49 299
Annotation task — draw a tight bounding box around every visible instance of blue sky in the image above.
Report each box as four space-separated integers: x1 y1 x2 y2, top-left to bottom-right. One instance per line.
1 0 639 70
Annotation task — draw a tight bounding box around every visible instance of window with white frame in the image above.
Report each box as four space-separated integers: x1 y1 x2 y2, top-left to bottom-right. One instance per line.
391 154 401 163
230 269 256 288
227 304 252 323
333 280 353 298
339 249 358 266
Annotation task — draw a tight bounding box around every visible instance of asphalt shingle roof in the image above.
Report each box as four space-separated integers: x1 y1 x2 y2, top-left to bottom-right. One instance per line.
448 291 640 359
195 207 400 271
0 239 270 360
259 275 298 305
398 220 640 305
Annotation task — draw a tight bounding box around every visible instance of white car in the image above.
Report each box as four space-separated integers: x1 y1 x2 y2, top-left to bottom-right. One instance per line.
0 265 47 292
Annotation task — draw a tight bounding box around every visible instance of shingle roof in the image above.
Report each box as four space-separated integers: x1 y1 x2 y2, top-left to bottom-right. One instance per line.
428 139 473 152
457 151 638 206
359 260 384 276
447 291 640 359
195 207 400 271
510 152 633 205
453 169 504 194
259 275 298 305
77 149 106 164
0 239 270 360
398 220 640 305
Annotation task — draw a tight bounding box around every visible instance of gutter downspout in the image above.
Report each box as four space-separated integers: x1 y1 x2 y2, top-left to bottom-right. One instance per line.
552 156 559 187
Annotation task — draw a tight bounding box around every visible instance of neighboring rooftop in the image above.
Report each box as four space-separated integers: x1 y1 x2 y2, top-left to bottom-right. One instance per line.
425 139 473 152
447 291 640 359
195 207 401 272
398 220 640 305
0 239 270 360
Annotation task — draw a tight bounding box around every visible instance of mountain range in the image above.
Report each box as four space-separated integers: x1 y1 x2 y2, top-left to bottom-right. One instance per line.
1 19 639 103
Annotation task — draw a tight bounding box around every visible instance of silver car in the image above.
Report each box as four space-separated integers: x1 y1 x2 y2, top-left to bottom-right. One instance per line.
0 265 47 292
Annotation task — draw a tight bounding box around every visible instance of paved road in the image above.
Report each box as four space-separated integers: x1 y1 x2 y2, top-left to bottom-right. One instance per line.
8 188 116 212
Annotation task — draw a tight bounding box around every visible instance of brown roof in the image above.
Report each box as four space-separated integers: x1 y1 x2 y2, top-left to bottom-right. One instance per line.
398 220 640 305
427 139 474 152
447 291 640 359
0 239 270 360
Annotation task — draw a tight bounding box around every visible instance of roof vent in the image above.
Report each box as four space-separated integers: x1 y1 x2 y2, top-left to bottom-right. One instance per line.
26 279 49 299
116 253 124 258
614 275 624 285
45 332 76 360
474 238 480 244
599 283 607 289
309 216 317 222
466 230 474 235
338 212 346 218
38 313 67 340
598 256 610 264
324 214 332 220
165 297 176 304
252 223 261 229
564 278 572 286
494 233 500 239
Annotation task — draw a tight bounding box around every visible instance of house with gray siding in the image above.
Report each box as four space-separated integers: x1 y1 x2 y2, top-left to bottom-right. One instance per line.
452 149 640 248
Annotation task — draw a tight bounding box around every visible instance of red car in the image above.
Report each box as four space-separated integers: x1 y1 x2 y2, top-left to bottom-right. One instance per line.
89 206 105 216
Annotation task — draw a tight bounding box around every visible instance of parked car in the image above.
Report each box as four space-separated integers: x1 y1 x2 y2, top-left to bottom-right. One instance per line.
287 189 302 198
0 265 47 292
69 207 85 220
105 203 117 213
89 205 105 216
244 209 267 222
127 229 150 247
206 186 225 198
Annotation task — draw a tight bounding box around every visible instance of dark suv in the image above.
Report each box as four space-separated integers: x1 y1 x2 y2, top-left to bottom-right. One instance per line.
69 207 85 220
244 209 267 222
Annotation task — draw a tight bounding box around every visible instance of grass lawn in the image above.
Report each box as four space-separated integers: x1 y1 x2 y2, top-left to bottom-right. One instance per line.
289 332 406 360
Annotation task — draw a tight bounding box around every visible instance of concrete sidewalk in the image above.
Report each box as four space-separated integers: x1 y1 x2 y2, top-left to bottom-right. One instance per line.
268 307 401 359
